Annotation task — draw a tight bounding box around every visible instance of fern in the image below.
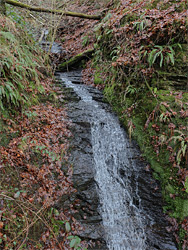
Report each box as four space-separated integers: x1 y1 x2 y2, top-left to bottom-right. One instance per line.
159 53 164 68
0 31 16 42
147 45 176 68
0 16 47 112
148 49 158 67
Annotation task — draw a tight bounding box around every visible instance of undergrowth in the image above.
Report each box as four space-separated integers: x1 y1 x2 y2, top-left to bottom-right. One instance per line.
81 0 188 248
0 14 50 113
0 11 88 250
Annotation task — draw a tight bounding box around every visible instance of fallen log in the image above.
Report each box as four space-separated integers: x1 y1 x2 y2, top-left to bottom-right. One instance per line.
58 48 94 70
5 0 101 20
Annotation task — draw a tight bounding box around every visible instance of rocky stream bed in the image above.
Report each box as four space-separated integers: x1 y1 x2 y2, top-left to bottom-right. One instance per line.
54 70 178 250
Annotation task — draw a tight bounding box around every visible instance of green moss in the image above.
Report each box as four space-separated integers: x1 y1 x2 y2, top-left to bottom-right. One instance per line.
101 75 188 223
92 2 188 245
94 69 104 85
165 184 176 194
146 0 187 11
169 198 188 219
182 200 188 217
59 49 94 70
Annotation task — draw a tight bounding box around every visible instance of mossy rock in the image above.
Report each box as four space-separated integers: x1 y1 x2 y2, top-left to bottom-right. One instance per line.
58 49 94 70
153 44 188 90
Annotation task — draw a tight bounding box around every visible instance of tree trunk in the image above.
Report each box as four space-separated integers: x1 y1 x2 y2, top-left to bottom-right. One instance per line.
0 0 6 15
5 0 101 20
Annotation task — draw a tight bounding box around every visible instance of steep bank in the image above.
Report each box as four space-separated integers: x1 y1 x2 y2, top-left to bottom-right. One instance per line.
0 13 89 249
85 1 188 248
57 0 187 248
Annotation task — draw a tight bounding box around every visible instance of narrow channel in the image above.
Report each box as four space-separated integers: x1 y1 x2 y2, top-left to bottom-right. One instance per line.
56 70 177 250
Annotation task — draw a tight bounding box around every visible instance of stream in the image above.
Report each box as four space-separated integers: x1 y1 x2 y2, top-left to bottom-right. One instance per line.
55 70 177 250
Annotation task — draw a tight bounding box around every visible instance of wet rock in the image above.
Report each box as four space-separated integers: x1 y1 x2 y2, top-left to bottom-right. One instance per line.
40 41 65 54
78 223 104 240
64 92 106 246
125 140 177 250
56 71 177 250
77 184 99 205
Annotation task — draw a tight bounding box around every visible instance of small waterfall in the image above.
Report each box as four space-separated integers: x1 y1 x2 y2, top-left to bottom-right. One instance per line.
91 120 146 250
39 28 63 54
60 72 147 250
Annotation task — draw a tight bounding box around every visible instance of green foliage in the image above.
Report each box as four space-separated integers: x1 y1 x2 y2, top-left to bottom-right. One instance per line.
104 81 117 102
0 15 46 112
133 19 147 32
102 12 112 23
140 43 183 69
185 178 188 194
67 235 87 249
126 85 138 96
169 131 188 166
82 35 90 47
145 45 175 68
110 45 121 61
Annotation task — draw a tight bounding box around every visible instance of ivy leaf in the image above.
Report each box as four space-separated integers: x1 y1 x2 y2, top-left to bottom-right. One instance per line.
14 191 20 198
69 236 81 248
65 221 71 233
70 238 77 248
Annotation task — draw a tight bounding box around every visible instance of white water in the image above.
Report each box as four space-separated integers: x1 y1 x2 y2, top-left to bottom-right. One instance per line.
60 73 146 250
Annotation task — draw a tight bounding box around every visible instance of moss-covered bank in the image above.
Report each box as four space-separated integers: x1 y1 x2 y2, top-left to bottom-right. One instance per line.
88 0 188 248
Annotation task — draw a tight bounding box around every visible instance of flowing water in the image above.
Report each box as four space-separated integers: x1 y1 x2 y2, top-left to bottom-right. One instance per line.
56 70 177 250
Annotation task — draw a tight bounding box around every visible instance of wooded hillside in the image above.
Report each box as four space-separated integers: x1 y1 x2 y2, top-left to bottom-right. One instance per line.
0 0 187 249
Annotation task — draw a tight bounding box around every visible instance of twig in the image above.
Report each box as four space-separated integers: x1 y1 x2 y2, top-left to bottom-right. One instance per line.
0 194 62 249
13 199 63 250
